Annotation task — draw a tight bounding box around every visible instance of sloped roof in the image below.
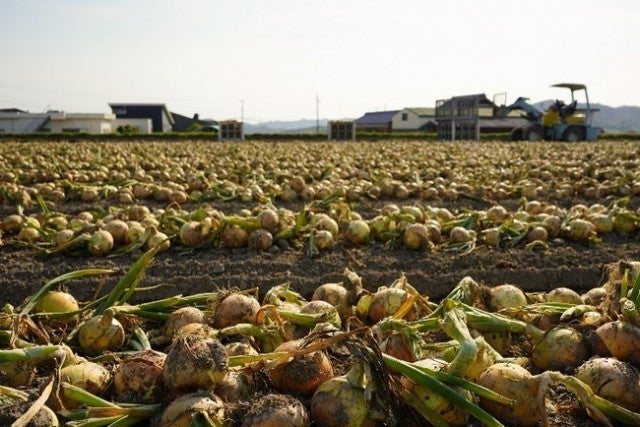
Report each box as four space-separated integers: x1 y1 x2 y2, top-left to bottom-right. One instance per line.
404 107 436 117
355 110 400 125
108 103 174 125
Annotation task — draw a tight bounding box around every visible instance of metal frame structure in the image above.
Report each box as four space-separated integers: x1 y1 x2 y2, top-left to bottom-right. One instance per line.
328 120 356 140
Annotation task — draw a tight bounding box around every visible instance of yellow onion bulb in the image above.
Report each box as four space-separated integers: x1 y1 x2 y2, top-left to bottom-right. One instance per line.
163 306 208 340
487 284 527 312
212 293 260 329
77 313 125 356
531 326 588 371
33 290 80 326
248 228 273 251
311 374 378 427
87 230 114 256
268 339 334 397
60 361 111 408
113 349 167 403
575 357 640 411
343 219 370 245
162 335 228 392
477 362 542 427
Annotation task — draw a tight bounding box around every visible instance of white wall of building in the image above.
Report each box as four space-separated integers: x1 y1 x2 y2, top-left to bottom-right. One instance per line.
0 113 49 133
392 108 435 131
44 113 115 134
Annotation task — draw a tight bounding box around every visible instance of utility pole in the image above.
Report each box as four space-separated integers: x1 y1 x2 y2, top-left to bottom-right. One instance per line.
240 99 244 122
316 94 320 135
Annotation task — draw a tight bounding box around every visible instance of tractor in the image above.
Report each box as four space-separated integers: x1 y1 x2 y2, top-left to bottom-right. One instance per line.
508 83 598 142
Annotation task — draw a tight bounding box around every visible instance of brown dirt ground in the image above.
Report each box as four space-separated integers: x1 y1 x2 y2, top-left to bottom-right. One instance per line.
2 197 639 309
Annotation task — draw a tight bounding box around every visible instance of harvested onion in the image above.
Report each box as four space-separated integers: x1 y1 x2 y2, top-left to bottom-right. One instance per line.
162 334 228 392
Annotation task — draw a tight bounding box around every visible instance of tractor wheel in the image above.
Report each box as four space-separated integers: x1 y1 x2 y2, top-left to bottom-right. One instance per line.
523 125 544 142
510 127 523 141
563 127 585 142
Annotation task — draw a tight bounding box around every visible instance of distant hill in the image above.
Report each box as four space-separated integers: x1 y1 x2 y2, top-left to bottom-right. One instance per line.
245 119 328 134
534 100 640 132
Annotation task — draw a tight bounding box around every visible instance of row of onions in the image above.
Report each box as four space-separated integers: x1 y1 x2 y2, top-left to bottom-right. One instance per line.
1 141 640 210
1 193 639 257
2 244 640 426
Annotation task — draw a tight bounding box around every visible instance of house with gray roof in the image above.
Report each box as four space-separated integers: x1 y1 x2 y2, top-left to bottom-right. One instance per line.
354 110 399 132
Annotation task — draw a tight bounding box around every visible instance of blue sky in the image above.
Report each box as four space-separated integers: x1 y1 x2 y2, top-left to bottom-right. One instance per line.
1 0 639 122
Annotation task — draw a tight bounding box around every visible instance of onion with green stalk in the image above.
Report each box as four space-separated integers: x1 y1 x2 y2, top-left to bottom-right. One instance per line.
77 310 125 356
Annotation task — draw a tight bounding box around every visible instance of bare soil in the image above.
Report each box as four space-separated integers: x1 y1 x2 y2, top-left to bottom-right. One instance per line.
2 198 639 308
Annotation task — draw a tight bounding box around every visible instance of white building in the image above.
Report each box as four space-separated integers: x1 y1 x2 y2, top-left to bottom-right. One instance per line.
0 110 152 134
44 112 114 134
391 107 436 131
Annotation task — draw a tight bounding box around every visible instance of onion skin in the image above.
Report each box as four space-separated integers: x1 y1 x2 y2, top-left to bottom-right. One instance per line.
162 334 228 392
248 228 273 251
487 284 527 312
77 313 125 356
311 375 380 427
592 320 640 366
574 357 640 411
312 282 352 320
60 361 112 408
268 339 334 397
240 393 309 427
532 326 588 371
160 391 225 427
163 306 208 340
368 287 416 323
343 219 370 245
400 358 470 426
477 362 541 427
113 349 166 403
88 230 114 256
402 223 432 251
33 290 80 326
212 293 261 329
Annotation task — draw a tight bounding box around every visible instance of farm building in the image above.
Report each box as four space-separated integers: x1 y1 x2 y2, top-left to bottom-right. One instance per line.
392 107 436 132
436 94 527 140
171 112 218 132
109 103 174 133
354 110 399 132
0 109 128 134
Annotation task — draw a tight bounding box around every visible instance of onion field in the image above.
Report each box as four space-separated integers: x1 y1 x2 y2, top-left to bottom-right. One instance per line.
1 139 640 426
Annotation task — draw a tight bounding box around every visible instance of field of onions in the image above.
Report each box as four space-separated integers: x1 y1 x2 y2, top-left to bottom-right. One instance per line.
1 139 640 426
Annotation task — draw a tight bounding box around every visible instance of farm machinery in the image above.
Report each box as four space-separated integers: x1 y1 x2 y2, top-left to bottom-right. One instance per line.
506 83 598 142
